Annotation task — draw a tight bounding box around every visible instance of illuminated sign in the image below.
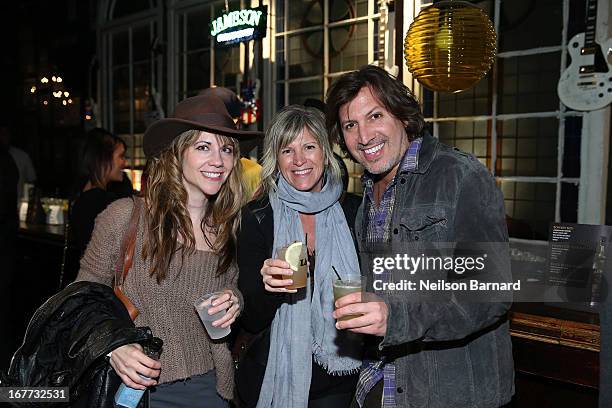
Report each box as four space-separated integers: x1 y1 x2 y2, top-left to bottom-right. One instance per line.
210 6 267 47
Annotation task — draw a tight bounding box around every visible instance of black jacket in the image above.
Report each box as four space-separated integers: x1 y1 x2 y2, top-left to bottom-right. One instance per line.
2 281 153 407
70 188 118 257
235 193 361 407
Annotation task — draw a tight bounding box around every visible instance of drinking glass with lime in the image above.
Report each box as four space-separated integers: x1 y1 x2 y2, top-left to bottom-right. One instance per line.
276 241 308 290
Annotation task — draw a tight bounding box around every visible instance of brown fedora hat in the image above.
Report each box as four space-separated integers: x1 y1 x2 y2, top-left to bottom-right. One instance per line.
143 94 263 158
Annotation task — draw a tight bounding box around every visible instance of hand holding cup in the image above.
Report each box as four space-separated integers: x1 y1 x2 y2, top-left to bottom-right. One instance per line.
261 241 307 292
261 258 297 293
333 290 388 336
208 289 240 328
194 290 238 339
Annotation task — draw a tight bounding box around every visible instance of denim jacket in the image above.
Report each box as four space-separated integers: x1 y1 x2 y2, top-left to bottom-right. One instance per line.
355 132 515 407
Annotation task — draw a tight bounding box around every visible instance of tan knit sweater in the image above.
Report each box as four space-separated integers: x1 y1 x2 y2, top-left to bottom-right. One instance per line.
76 197 240 399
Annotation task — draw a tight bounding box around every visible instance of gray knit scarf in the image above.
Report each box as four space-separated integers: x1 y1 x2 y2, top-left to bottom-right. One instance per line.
257 174 362 408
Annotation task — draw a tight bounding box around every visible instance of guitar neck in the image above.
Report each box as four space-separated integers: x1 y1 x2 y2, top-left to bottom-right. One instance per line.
583 0 598 50
378 0 387 67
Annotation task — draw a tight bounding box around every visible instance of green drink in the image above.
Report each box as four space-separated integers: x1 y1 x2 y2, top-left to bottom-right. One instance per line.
333 276 364 321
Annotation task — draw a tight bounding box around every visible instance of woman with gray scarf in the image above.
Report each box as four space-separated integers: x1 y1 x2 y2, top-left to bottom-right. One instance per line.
236 105 362 408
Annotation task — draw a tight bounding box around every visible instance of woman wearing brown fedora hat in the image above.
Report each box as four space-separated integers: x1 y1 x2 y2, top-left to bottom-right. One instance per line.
75 94 262 407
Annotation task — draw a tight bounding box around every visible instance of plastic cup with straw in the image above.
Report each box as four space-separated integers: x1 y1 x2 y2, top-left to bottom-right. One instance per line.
332 266 364 321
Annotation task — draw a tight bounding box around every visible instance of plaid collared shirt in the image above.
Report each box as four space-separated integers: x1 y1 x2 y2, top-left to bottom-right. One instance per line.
355 137 422 408
363 138 422 243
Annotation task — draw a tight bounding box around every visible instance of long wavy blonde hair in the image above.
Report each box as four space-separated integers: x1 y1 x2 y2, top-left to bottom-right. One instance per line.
142 129 244 282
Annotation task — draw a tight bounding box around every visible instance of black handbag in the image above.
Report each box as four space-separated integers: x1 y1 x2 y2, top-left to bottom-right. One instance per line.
233 327 271 408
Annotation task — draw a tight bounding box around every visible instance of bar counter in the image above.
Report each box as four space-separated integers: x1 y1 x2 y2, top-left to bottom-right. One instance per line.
13 222 67 348
18 221 65 245
509 303 599 406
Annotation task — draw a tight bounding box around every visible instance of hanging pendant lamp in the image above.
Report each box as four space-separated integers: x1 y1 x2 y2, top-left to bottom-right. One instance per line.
404 1 497 93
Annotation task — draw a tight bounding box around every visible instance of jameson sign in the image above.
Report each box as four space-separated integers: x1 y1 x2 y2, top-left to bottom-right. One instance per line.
210 6 267 47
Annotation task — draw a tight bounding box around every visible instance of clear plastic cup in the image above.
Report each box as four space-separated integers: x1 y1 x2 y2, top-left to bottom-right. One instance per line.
194 291 231 339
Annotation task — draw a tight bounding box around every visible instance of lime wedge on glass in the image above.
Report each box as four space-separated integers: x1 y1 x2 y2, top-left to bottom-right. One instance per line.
284 242 303 271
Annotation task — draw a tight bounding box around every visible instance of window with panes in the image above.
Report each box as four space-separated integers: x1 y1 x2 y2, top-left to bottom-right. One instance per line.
420 0 592 240
100 0 162 190
172 0 243 103
273 0 382 193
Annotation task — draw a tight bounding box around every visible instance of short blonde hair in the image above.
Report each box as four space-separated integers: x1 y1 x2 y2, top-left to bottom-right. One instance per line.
260 105 341 194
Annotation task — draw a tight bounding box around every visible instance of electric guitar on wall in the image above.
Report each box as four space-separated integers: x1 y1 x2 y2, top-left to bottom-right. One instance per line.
378 0 398 76
557 0 612 111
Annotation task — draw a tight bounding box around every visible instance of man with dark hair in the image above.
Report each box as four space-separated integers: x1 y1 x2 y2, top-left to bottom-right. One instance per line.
327 65 514 407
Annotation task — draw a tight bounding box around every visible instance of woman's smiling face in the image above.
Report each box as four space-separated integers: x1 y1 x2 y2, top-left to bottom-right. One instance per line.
277 127 325 192
181 131 236 199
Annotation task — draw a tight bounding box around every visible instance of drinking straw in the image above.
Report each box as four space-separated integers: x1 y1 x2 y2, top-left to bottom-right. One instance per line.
331 265 342 281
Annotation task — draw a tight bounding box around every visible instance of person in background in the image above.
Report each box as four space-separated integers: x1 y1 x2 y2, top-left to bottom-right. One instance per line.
326 65 514 408
0 125 36 207
333 152 362 220
107 171 136 199
199 86 263 201
70 128 129 256
237 105 362 408
302 98 325 113
0 139 18 371
239 155 263 201
76 94 259 406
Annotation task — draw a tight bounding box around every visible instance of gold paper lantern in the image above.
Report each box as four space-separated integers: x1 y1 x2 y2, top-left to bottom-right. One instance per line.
404 1 497 93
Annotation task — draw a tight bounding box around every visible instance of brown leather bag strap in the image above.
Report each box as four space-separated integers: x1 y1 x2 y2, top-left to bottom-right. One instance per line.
114 197 142 288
